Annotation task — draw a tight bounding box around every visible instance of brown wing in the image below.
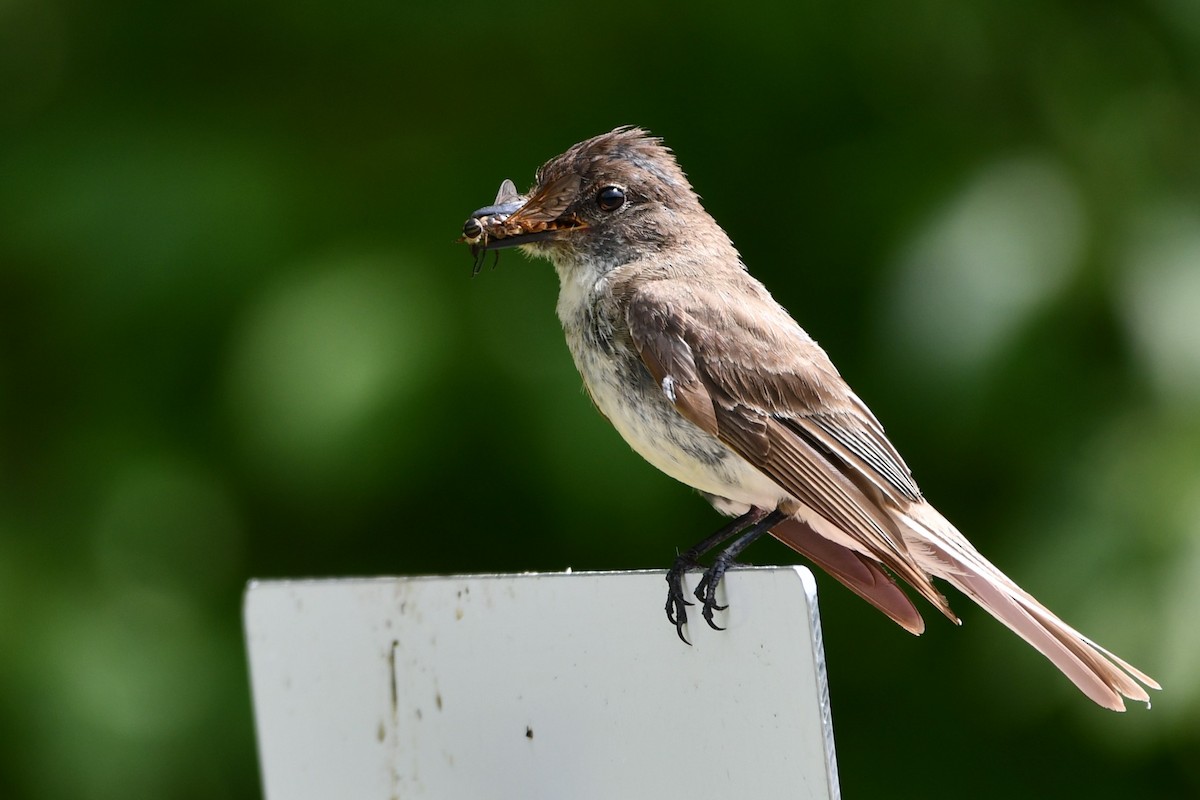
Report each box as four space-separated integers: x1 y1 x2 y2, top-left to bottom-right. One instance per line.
693 297 922 506
624 274 956 623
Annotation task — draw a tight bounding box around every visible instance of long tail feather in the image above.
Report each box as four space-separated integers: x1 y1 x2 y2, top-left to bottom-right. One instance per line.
900 502 1159 711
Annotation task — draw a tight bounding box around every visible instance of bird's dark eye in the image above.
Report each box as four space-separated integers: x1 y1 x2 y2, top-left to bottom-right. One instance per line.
596 185 626 212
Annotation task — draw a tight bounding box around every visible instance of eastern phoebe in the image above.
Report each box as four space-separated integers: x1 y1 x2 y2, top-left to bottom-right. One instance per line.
459 127 1158 710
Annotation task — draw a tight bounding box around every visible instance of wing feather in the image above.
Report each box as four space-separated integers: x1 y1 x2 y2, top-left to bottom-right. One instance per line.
625 278 955 622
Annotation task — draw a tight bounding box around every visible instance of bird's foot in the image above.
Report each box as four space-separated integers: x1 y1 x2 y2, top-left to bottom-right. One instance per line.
665 508 787 639
665 555 700 644
694 558 736 631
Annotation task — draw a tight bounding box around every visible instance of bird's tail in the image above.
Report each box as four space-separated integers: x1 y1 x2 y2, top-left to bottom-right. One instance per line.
900 501 1160 711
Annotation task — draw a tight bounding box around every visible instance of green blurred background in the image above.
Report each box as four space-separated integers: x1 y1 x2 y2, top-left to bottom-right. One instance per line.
2 0 1198 797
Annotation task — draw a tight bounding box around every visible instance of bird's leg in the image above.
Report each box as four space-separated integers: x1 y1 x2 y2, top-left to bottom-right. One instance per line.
666 507 769 643
694 509 788 630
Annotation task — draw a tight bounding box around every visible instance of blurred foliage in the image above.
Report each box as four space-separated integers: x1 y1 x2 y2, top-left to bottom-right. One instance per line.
1 0 1198 797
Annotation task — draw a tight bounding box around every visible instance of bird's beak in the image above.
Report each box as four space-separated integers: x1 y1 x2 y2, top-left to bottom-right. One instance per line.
459 174 586 256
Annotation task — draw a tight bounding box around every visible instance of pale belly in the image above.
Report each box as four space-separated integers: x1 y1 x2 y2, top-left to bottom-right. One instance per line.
565 323 791 516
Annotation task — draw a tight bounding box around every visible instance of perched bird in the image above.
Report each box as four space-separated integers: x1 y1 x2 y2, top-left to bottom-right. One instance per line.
459 126 1159 710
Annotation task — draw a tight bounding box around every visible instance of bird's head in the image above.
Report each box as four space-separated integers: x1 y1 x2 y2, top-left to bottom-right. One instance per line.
460 127 715 279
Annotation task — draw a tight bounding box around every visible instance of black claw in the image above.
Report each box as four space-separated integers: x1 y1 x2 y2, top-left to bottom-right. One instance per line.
665 557 699 643
675 619 692 645
695 567 730 630
702 609 726 631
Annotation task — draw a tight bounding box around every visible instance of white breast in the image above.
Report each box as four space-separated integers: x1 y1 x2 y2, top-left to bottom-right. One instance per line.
555 271 790 515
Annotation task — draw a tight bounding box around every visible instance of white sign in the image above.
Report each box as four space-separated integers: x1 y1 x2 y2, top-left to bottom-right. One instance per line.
245 567 839 799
